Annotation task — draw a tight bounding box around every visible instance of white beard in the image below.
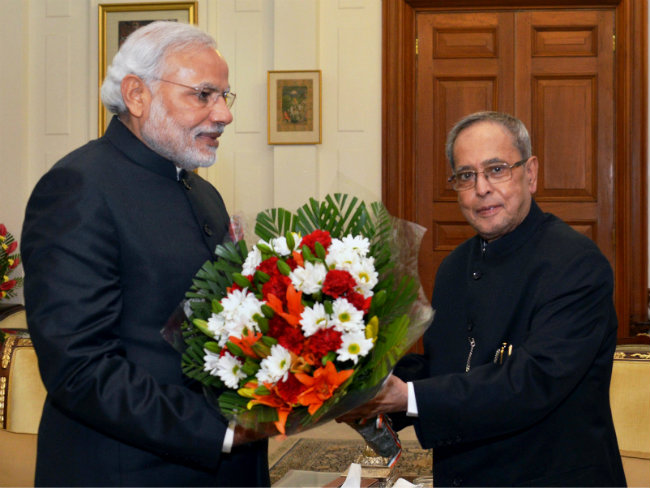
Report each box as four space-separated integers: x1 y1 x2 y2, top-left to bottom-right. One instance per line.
140 96 224 171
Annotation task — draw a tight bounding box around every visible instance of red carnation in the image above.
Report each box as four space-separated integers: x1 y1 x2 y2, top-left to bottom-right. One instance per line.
267 315 292 338
4 241 17 255
9 256 20 269
258 257 281 277
346 291 372 313
0 224 6 237
262 274 291 305
304 327 342 362
1 280 17 291
322 269 357 298
276 326 305 355
275 373 307 405
300 230 332 255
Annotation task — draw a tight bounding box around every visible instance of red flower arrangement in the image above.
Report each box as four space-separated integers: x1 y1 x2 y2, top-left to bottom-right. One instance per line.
164 194 434 437
0 224 23 301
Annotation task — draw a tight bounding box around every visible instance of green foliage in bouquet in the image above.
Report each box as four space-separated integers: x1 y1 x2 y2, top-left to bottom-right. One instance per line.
178 194 424 433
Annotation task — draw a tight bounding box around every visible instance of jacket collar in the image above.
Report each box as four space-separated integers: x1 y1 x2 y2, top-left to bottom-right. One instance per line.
478 199 544 258
103 115 179 181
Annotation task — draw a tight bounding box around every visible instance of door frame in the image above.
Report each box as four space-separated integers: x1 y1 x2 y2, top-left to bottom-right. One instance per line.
382 0 648 341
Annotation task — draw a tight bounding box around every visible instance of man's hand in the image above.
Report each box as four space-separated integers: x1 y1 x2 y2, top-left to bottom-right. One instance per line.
336 375 409 423
232 424 273 446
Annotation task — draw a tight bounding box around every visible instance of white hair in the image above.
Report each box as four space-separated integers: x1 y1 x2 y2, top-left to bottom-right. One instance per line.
100 21 217 114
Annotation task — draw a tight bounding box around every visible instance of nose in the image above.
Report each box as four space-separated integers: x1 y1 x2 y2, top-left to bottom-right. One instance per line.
208 97 233 125
474 171 492 195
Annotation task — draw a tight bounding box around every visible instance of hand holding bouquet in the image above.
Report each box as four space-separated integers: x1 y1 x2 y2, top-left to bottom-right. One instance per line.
164 194 433 436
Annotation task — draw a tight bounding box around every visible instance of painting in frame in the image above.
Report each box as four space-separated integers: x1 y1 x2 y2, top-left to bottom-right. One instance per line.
267 70 322 145
98 2 198 135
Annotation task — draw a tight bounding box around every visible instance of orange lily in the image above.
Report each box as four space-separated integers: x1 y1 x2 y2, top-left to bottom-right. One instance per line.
228 329 263 359
265 284 304 327
295 361 354 415
247 385 293 434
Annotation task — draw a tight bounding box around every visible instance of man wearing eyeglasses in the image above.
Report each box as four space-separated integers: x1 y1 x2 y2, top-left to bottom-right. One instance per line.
21 21 269 487
340 112 626 486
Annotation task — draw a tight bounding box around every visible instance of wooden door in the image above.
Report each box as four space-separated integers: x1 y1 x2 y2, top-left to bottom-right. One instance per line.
415 9 616 307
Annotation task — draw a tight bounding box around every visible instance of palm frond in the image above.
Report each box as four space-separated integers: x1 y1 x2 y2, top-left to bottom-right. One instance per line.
255 208 296 241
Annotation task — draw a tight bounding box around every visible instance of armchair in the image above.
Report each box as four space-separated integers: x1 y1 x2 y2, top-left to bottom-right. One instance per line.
0 305 46 487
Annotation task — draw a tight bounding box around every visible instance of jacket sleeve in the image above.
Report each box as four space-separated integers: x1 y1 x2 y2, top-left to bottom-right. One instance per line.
21 165 230 470
410 248 616 448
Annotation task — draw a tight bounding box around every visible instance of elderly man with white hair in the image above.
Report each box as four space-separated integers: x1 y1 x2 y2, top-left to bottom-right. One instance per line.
21 21 270 487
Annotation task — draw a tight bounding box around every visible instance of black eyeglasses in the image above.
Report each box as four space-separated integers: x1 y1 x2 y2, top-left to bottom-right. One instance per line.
448 158 528 191
153 78 236 109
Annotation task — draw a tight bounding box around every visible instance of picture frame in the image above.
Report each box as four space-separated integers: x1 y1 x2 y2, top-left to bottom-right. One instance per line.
98 2 198 135
267 70 322 145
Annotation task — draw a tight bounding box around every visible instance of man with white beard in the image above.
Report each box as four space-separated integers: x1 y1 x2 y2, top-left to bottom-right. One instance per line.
21 21 270 487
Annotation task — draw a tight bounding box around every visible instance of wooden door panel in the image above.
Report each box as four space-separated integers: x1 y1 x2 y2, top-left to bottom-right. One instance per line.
518 10 615 265
533 76 597 198
416 12 514 300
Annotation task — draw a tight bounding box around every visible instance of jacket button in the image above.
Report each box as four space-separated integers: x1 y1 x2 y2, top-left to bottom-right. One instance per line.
472 271 481 280
452 477 463 486
203 224 213 236
467 320 474 331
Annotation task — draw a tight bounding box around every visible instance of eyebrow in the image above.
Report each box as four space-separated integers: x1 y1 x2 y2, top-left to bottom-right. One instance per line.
456 157 504 170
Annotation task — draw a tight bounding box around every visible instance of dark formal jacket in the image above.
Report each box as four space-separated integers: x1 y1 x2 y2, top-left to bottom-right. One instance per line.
393 200 626 487
21 117 269 487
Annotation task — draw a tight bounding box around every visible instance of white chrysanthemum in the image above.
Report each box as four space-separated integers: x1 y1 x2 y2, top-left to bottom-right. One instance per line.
325 235 371 271
290 261 327 295
216 289 264 341
256 344 292 384
241 246 262 275
349 257 379 297
203 350 246 389
340 235 371 255
203 349 246 388
336 331 374 364
300 302 330 337
206 313 228 345
330 297 365 334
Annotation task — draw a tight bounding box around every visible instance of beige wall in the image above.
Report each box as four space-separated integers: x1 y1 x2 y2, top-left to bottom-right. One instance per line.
0 0 381 244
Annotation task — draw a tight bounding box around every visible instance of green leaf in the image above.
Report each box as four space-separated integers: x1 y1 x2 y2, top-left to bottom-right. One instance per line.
255 208 296 241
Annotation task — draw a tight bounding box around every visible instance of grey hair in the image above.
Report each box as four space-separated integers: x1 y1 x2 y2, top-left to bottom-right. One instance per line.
445 111 532 169
100 21 217 114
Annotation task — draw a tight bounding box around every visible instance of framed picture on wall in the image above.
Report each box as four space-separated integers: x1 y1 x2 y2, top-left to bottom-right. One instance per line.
267 70 322 145
98 2 198 135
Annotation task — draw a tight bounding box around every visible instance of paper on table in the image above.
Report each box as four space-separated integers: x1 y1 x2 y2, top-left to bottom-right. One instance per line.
341 463 361 488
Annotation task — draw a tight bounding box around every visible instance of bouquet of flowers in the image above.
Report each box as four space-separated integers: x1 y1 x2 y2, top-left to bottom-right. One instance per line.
1 224 22 301
164 194 433 436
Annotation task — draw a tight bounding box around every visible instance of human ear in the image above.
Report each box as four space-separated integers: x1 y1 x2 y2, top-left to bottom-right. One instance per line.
526 156 539 193
120 74 151 118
